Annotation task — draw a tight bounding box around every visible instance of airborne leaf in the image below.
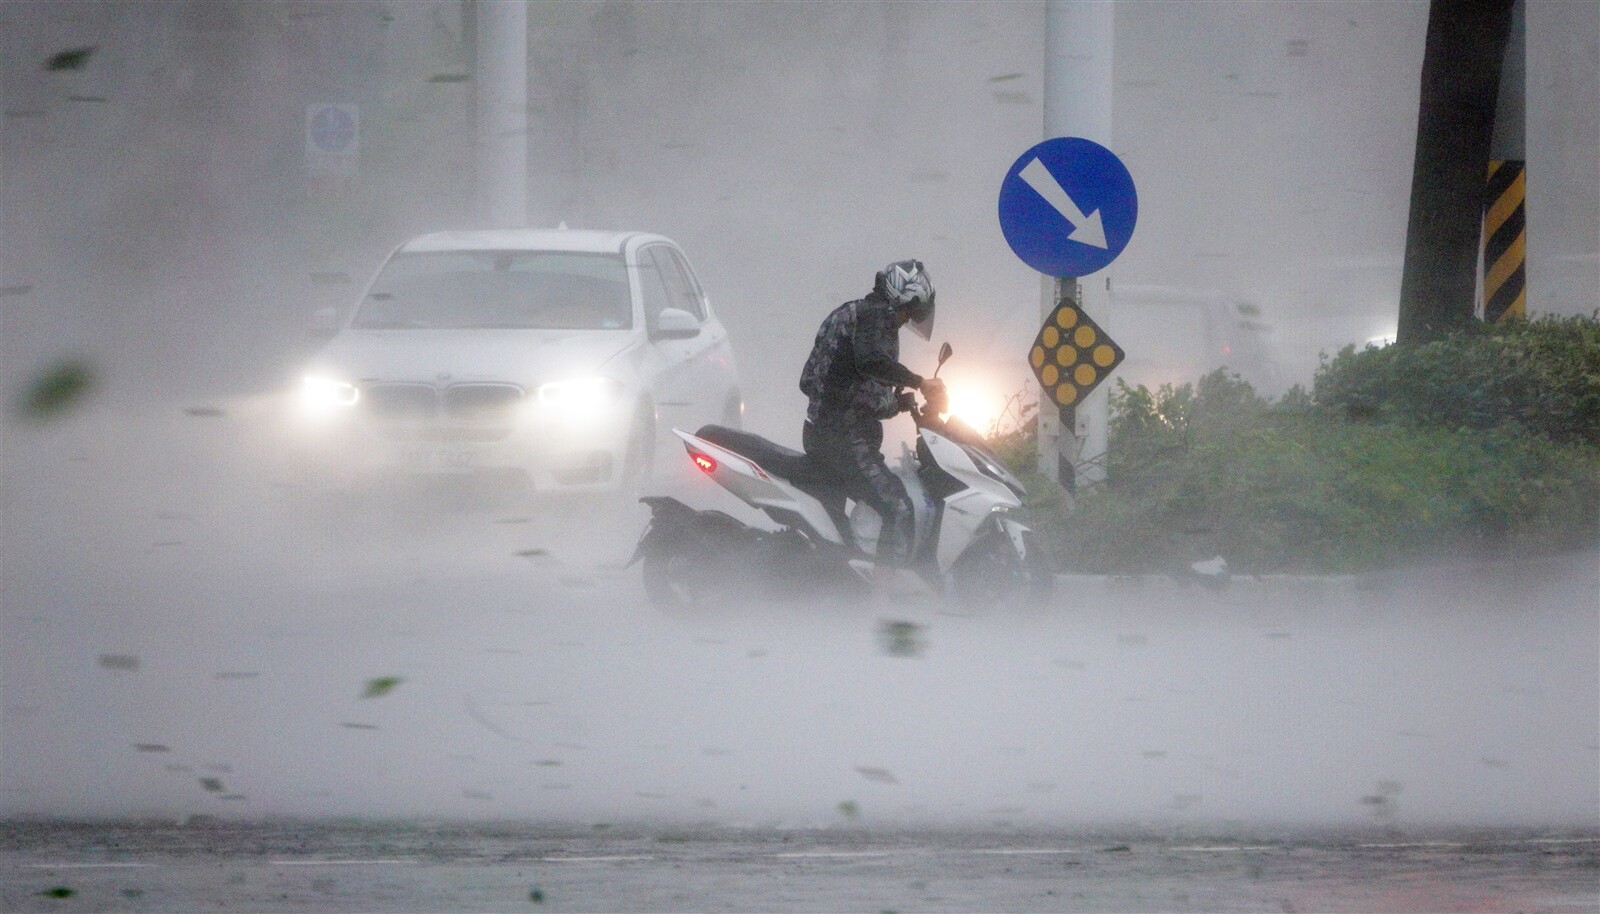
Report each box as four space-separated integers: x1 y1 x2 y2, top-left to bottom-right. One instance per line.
362 676 404 698
44 47 95 71
17 360 96 421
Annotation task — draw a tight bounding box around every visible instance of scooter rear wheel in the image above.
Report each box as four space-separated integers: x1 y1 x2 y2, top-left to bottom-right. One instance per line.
642 547 700 608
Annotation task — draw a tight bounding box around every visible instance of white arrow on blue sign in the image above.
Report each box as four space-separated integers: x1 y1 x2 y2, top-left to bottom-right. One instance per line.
306 104 359 156
998 136 1137 278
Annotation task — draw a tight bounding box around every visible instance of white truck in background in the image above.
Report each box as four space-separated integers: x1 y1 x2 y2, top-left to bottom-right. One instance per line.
1104 283 1282 397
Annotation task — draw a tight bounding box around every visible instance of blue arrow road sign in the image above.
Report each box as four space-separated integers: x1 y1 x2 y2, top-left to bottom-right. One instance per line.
998 136 1137 278
308 105 357 154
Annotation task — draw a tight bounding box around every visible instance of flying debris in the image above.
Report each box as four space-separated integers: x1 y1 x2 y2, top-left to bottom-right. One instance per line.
44 47 95 71
184 406 226 418
1361 780 1404 820
339 722 379 730
428 73 470 83
463 695 518 740
39 887 76 899
1186 556 1231 589
0 284 33 296
97 654 140 671
199 777 226 793
133 743 171 753
16 359 97 421
854 766 898 784
361 676 404 698
877 620 925 658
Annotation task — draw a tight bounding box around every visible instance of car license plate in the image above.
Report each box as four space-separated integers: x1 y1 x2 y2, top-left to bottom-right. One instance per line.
396 446 476 474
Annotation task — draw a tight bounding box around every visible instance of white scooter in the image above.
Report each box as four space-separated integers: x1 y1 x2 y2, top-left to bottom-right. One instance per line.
630 343 1048 608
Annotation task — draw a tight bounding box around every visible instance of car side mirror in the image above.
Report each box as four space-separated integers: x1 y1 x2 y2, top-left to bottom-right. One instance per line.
651 307 700 341
307 306 339 340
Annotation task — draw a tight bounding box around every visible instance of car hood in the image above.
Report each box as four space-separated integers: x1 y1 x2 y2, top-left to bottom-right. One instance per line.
308 329 640 387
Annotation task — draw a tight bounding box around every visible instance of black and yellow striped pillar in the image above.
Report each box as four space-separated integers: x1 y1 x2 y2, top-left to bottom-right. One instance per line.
1481 159 1526 322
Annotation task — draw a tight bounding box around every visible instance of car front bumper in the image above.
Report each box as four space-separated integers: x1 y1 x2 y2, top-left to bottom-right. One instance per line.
288 382 639 492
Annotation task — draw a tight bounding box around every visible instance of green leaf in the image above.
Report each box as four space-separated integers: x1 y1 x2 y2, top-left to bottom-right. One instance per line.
361 676 404 699
16 359 96 421
44 47 95 71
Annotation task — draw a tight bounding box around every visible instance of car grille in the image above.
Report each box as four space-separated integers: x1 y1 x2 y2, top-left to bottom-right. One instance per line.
362 383 437 421
361 382 525 441
444 383 524 424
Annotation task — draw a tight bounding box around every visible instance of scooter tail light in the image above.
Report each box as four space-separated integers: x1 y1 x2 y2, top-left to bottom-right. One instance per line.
691 452 716 474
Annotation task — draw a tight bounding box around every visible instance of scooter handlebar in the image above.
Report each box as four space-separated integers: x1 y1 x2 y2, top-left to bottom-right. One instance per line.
920 379 948 417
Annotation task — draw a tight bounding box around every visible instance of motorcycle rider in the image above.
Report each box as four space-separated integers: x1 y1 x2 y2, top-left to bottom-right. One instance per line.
799 259 944 568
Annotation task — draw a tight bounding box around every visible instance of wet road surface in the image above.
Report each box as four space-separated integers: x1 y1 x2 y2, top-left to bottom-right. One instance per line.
3 821 1597 913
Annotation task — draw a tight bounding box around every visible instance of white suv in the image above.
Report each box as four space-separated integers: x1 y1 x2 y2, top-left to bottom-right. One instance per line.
293 228 741 492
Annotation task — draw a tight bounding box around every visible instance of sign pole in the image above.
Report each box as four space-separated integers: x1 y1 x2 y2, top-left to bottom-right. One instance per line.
1042 0 1114 489
1044 278 1081 492
1036 275 1062 481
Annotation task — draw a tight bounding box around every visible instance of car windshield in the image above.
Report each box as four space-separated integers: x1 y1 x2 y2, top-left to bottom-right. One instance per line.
352 250 632 330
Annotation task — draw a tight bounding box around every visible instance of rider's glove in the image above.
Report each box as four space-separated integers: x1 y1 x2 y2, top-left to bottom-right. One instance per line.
918 377 946 397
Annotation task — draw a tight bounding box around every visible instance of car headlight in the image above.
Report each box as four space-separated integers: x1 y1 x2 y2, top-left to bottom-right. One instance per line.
300 375 359 410
537 377 623 411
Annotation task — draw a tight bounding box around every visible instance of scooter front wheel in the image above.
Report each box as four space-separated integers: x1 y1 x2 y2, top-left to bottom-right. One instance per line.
949 527 1030 610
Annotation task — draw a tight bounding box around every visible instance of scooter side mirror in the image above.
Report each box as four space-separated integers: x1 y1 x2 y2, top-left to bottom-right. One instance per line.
934 342 953 378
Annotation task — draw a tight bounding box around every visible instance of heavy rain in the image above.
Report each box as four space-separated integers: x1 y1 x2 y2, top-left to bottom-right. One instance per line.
2 2 1597 911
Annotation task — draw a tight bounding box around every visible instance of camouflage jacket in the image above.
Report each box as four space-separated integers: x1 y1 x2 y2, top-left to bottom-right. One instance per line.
800 292 923 427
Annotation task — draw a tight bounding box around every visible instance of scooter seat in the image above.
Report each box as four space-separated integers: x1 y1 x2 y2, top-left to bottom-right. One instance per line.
695 425 836 487
695 424 854 545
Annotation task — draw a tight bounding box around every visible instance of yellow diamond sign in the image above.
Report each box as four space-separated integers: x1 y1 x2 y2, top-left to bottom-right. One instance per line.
1029 300 1123 408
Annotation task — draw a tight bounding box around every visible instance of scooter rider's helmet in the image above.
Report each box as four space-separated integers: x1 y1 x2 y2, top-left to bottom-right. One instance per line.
875 259 936 341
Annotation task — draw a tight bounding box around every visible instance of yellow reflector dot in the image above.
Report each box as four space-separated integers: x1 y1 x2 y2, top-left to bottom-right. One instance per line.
1056 308 1078 330
1055 345 1077 367
1075 364 1097 386
1030 346 1045 368
1093 344 1116 367
1055 383 1078 405
1074 326 1097 348
1041 363 1059 387
1041 326 1059 348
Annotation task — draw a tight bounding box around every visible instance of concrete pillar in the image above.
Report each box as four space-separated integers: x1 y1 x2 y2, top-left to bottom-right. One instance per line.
1040 1 1114 486
475 0 528 228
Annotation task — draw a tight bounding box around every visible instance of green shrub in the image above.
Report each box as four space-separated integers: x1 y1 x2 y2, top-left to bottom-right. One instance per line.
1033 368 1600 575
1313 314 1600 447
